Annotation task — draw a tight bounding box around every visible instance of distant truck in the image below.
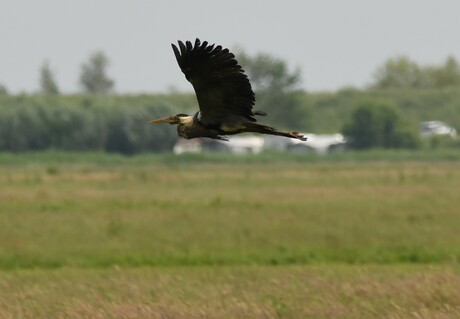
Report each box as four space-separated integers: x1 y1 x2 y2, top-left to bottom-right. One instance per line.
420 121 457 138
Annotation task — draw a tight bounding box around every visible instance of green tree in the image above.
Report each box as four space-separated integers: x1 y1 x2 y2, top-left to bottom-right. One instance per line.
372 55 460 89
372 56 425 89
430 56 460 88
79 51 114 94
342 100 420 149
237 51 301 92
236 50 309 129
0 84 8 95
39 60 59 95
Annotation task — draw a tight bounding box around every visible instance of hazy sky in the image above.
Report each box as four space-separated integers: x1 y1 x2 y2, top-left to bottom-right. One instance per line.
1 0 460 93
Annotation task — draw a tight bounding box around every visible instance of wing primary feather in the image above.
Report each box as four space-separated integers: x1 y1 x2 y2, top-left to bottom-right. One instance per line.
211 46 222 55
205 44 215 52
194 38 200 49
178 41 187 56
171 43 180 63
186 41 192 51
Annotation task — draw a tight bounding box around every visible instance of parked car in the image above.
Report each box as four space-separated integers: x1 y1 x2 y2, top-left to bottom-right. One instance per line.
420 121 457 138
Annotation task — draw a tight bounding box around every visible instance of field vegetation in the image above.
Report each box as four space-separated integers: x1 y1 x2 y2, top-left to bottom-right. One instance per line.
1 152 459 317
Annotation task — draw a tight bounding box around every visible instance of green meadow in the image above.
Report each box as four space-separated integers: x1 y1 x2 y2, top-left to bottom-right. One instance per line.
1 152 460 317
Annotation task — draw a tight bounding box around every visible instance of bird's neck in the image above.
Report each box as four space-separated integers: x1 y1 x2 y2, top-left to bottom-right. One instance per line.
178 115 194 126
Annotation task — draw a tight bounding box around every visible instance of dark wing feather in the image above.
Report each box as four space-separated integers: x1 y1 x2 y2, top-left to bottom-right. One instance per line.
171 38 256 126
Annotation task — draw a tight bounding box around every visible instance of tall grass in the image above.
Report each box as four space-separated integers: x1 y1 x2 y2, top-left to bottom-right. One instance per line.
1 155 459 317
1 158 459 269
1 265 459 318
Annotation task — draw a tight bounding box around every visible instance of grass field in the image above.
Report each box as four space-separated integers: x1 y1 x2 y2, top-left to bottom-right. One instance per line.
1 152 459 318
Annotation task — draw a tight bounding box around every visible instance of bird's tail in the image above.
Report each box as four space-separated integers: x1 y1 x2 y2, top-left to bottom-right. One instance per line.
243 122 307 141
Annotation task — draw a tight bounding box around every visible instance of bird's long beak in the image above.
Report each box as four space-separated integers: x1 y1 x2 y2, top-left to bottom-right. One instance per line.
148 116 175 124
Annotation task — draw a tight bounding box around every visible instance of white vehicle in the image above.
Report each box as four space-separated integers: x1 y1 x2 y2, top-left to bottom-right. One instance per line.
264 133 347 154
420 121 457 138
173 135 264 154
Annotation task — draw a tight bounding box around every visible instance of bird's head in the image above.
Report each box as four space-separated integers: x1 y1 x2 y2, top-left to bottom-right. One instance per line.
148 113 192 125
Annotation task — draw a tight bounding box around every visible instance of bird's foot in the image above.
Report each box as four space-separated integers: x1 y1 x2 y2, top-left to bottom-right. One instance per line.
290 131 307 141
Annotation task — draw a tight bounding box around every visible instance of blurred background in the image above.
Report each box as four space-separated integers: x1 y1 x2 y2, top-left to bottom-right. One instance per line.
1 0 459 154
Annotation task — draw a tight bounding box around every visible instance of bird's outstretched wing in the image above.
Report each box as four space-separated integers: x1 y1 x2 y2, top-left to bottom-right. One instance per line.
171 38 257 126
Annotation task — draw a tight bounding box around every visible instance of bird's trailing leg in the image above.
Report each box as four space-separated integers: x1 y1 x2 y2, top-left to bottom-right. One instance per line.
243 122 307 141
288 131 307 140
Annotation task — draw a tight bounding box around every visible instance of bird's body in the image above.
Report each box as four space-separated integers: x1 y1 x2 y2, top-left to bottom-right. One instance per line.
150 39 306 142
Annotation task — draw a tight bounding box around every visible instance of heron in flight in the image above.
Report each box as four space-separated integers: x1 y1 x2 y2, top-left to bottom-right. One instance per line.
149 39 306 141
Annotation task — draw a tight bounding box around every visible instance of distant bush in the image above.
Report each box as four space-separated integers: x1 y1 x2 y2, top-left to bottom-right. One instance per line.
0 95 177 154
342 100 421 149
305 88 460 134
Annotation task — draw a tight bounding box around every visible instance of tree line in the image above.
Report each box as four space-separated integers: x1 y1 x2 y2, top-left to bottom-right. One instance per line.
0 96 176 154
0 51 459 153
1 88 458 154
